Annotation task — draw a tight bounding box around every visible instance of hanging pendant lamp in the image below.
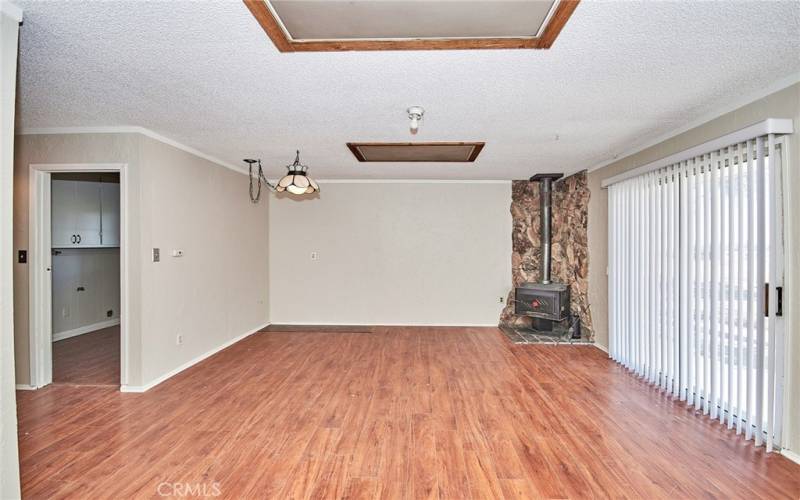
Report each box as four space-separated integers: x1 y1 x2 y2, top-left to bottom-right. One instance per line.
276 150 320 195
243 150 319 203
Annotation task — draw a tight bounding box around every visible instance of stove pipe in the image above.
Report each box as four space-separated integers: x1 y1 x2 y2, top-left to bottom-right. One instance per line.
529 173 563 284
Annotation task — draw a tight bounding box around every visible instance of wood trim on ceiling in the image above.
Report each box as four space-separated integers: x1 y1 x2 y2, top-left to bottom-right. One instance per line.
243 0 580 52
347 142 485 162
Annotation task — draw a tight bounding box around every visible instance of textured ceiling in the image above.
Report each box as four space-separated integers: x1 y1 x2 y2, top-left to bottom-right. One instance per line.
14 0 800 180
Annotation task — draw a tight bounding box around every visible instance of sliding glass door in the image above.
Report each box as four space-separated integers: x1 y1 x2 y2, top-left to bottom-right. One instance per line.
608 135 786 450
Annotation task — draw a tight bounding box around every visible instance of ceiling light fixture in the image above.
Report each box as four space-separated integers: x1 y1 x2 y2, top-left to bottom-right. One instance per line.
407 106 424 135
243 150 319 203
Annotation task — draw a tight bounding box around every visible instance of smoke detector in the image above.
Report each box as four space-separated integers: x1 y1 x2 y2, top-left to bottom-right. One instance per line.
407 106 424 135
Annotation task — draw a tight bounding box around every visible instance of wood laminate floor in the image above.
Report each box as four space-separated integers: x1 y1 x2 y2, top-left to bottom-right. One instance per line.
16 327 800 499
52 325 120 386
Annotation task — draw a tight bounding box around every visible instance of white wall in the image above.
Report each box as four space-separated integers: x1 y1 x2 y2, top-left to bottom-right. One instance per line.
1 4 22 498
52 248 120 339
269 182 512 326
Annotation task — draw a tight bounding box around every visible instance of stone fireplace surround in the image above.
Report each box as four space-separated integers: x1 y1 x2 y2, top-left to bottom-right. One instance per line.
499 170 593 341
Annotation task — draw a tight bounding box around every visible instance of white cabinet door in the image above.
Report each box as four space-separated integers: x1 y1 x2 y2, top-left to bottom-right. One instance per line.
51 180 77 247
52 179 117 247
73 180 102 246
100 182 120 246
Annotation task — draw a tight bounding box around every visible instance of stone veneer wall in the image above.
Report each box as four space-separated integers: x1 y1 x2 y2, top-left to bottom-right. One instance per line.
499 170 593 340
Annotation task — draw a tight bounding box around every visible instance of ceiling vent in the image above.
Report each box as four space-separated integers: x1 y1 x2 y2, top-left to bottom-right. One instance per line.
347 142 485 163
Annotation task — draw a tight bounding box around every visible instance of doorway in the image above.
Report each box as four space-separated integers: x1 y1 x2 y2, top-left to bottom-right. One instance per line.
50 172 120 385
28 163 129 389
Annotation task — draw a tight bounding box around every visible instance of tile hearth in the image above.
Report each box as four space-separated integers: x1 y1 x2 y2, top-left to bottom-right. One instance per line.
500 325 594 346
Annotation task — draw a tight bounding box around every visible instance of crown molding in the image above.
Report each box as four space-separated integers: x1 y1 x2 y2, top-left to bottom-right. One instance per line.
588 72 800 173
317 179 511 184
16 128 515 182
1 2 23 22
17 126 245 175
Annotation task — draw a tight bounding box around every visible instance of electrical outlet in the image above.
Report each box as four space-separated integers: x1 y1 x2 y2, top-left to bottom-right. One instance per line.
176 334 183 346
107 309 113 318
310 251 319 261
153 248 160 262
499 296 505 303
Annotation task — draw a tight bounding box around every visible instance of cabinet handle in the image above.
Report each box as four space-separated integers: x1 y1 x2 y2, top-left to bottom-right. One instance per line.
77 235 82 244
71 235 76 244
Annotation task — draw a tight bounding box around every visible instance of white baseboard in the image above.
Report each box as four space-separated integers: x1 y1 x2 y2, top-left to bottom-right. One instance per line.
120 322 269 393
782 448 800 465
15 384 37 391
53 318 120 342
593 342 609 354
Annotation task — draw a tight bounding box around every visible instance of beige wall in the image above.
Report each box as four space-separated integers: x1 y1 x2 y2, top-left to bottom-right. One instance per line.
12 133 269 389
586 82 800 453
136 136 269 385
1 6 22 498
269 182 512 326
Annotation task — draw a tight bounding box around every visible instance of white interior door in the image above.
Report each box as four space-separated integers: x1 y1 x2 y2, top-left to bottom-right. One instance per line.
30 169 53 385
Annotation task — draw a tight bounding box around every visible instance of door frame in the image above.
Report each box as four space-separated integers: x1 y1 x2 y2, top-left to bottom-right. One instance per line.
28 162 129 388
774 135 791 450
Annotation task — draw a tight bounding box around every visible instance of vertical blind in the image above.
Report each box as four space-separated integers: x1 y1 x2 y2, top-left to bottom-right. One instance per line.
608 135 785 450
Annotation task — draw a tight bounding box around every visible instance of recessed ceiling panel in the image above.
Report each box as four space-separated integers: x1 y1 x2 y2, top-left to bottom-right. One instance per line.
244 0 580 51
347 142 485 162
270 1 556 40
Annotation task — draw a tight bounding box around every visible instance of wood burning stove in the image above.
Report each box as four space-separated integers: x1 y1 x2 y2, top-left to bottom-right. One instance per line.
514 283 570 322
511 173 578 336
